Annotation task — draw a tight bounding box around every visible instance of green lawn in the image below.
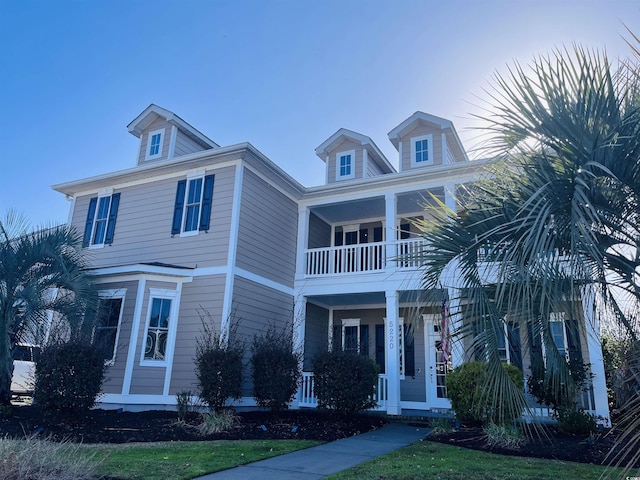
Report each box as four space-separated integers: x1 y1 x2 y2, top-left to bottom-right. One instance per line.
326 440 619 480
83 439 321 480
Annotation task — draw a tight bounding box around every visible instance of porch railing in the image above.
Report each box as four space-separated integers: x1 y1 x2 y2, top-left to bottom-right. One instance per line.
305 239 428 276
299 372 388 410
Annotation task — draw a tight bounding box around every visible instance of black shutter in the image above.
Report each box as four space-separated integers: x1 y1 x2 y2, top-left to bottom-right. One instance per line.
334 230 343 246
373 226 383 242
360 324 369 356
566 320 583 364
375 324 385 373
332 324 341 352
507 322 522 370
82 197 98 247
404 323 415 376
528 322 544 380
171 180 187 235
199 174 215 231
104 193 120 245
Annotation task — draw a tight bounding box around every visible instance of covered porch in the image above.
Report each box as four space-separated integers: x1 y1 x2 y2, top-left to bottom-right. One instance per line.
294 290 453 415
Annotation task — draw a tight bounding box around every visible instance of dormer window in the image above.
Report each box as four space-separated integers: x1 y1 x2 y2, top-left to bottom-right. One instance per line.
146 128 165 160
336 150 355 180
411 134 433 167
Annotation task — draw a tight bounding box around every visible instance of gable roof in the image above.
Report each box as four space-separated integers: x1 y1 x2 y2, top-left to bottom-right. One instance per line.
315 128 395 174
387 111 468 162
127 104 220 149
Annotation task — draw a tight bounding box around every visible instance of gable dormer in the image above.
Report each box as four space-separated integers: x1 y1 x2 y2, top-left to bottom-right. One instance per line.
315 128 395 185
127 104 219 166
388 112 468 172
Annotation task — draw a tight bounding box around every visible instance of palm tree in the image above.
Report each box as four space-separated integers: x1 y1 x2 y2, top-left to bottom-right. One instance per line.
416 44 640 470
0 211 96 404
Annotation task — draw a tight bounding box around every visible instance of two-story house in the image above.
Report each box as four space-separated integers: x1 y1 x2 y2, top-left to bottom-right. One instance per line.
52 105 610 422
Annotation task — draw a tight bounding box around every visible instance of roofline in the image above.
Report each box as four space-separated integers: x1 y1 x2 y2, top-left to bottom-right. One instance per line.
127 104 220 148
52 142 306 197
315 128 396 173
388 111 454 141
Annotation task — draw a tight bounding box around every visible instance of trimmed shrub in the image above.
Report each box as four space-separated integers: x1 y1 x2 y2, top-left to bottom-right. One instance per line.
313 351 379 416
33 342 106 413
556 406 596 434
251 325 301 412
446 361 524 425
195 329 244 412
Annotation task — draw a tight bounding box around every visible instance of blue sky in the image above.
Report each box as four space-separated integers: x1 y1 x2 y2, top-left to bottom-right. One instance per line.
1 0 639 227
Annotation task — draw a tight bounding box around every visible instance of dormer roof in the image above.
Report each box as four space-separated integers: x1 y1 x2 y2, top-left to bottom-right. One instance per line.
127 104 220 149
315 128 395 174
388 111 468 161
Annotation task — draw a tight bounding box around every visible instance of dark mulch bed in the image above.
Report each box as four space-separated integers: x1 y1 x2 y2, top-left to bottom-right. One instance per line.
427 424 637 467
0 405 387 444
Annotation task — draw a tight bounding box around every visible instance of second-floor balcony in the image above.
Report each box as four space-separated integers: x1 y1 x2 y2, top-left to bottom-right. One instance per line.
305 238 427 277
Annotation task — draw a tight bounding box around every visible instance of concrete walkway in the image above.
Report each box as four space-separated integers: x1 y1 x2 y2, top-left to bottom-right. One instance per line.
194 422 430 480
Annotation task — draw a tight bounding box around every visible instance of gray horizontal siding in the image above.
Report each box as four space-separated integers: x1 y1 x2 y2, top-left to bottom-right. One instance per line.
308 212 331 249
137 117 172 165
326 139 363 184
232 276 295 396
303 303 328 370
72 165 236 269
169 274 227 395
400 123 444 171
236 168 297 287
174 130 208 157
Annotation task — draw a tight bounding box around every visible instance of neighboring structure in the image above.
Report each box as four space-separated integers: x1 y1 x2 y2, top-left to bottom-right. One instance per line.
52 105 610 422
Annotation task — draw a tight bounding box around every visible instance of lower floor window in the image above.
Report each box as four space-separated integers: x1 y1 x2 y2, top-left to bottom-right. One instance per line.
95 295 124 363
144 298 172 361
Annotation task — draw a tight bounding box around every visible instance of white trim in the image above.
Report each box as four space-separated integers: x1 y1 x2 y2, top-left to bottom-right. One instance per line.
410 134 434 167
328 308 334 351
441 133 447 165
179 174 206 236
88 192 116 249
168 125 177 159
96 288 127 365
398 141 403 172
65 196 76 226
221 163 244 341
363 149 369 178
123 278 146 395
235 267 295 296
325 155 329 184
139 288 178 367
163 281 183 395
90 264 194 279
145 128 165 161
336 150 356 181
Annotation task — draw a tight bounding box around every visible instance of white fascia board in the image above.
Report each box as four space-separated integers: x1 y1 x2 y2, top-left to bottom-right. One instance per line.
52 143 305 197
301 157 494 206
388 111 454 148
127 104 219 148
90 264 195 280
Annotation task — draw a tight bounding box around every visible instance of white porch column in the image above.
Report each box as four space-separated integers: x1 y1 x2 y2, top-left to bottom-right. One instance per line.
385 290 402 415
292 296 307 409
295 206 310 279
384 193 397 273
582 286 611 426
444 183 457 213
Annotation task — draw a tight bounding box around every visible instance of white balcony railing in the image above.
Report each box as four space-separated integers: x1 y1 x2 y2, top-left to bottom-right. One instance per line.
305 239 428 276
306 243 385 276
299 372 388 410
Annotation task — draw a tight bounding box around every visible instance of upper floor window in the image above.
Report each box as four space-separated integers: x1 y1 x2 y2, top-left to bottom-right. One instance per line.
82 192 121 248
145 128 165 160
411 134 433 167
336 150 355 180
171 173 215 236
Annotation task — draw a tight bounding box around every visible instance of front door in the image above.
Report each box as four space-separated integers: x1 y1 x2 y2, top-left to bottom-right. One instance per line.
425 320 452 409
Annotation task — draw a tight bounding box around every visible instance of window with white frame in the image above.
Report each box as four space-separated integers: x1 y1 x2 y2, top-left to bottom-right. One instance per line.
410 134 433 167
145 128 165 160
171 173 215 236
142 292 175 363
94 291 125 364
549 313 568 359
336 150 355 180
82 192 121 248
342 318 360 353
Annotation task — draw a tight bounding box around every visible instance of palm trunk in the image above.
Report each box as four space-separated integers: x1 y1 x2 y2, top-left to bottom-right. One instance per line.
0 310 14 405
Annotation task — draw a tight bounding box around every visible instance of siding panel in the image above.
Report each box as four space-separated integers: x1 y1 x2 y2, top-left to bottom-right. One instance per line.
236 168 297 287
71 165 236 269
